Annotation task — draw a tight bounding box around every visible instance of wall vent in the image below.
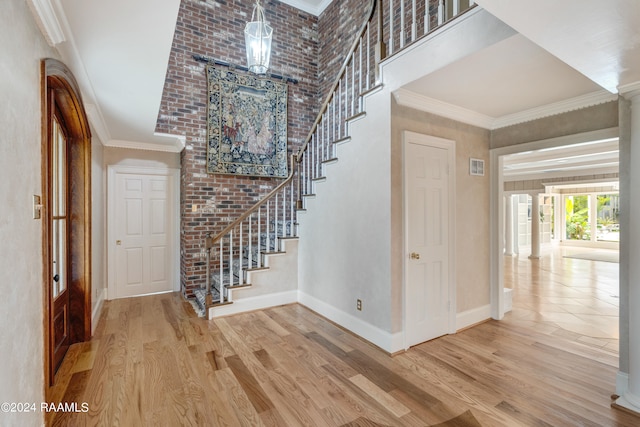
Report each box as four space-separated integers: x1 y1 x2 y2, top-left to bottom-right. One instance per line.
470 158 485 176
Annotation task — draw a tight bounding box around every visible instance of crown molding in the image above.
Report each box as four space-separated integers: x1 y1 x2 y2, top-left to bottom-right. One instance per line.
26 0 65 46
393 88 495 129
280 0 332 15
85 103 111 145
492 90 618 129
618 81 640 98
105 136 185 153
393 88 618 130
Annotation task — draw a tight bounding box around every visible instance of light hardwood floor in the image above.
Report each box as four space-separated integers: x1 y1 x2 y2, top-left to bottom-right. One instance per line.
48 249 638 426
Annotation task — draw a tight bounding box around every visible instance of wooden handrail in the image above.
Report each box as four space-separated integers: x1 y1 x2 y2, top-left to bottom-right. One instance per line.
205 0 379 250
295 0 378 160
205 153 297 249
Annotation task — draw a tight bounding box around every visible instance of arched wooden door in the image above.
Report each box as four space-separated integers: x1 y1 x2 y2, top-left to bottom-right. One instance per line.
42 58 92 387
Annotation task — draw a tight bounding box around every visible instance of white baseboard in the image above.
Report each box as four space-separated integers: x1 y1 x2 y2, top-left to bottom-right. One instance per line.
617 371 629 396
208 290 298 319
456 304 491 331
91 288 106 336
298 291 402 353
504 288 513 313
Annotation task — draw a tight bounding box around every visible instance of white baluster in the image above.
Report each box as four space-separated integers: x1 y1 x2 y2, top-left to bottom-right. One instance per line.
366 23 371 90
411 0 417 41
275 192 280 251
248 213 253 269
281 184 285 243
338 79 342 139
358 38 363 103
389 0 394 54
324 115 328 162
400 0 405 48
219 239 223 303
351 53 355 116
266 200 271 254
438 0 444 25
257 207 262 267
239 222 243 285
453 0 459 17
424 0 430 34
289 181 294 236
343 74 349 132
470 0 475 5
229 230 233 289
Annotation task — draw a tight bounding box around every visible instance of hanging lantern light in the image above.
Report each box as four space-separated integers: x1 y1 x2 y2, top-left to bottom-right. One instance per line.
244 0 273 74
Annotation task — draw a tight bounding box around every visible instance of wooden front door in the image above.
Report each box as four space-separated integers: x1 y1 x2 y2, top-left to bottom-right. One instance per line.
50 114 71 372
43 59 92 389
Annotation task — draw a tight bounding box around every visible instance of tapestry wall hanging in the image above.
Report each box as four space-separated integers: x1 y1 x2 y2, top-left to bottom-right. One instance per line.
206 66 288 178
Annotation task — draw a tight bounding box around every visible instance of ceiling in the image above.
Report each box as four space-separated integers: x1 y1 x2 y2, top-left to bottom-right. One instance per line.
502 137 619 183
28 0 639 163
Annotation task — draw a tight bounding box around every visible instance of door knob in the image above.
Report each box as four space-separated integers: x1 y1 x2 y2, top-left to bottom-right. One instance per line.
410 252 420 260
116 240 122 245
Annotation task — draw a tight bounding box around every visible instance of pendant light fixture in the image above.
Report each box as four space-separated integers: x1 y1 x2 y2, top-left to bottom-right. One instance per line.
244 0 273 74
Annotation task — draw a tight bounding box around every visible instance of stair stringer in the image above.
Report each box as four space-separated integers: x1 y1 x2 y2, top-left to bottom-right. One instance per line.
207 238 298 319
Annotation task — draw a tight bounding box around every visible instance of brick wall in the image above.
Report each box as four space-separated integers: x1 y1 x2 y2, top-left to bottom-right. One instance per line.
157 0 320 297
318 0 372 101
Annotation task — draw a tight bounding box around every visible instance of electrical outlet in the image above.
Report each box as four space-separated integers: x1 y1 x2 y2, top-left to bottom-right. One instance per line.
356 299 362 311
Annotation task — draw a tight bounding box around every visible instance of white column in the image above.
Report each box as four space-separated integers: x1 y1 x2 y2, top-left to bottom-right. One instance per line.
554 194 562 241
617 90 640 413
529 194 541 259
590 194 598 242
504 195 514 256
513 196 519 254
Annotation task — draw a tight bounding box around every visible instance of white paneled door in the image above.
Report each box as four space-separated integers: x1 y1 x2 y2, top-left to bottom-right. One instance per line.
404 132 455 348
110 168 178 299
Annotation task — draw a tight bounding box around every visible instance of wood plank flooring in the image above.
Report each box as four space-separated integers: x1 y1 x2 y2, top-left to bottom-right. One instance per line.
48 249 638 426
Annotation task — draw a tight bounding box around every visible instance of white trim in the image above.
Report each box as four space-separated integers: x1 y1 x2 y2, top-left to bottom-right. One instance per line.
618 81 640 96
209 290 299 319
279 0 333 16
394 89 617 131
492 90 618 129
402 131 457 348
91 287 106 335
85 103 111 145
394 89 494 129
298 291 403 353
107 165 180 300
617 371 630 396
456 304 491 331
26 0 65 46
105 137 185 153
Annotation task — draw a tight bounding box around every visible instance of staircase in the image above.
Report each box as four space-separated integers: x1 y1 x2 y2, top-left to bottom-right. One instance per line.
194 0 475 319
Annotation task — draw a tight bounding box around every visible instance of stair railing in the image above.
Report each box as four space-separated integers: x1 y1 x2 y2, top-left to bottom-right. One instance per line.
201 0 380 309
201 0 475 310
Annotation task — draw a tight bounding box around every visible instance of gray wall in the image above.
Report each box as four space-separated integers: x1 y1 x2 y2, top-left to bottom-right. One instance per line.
0 1 60 425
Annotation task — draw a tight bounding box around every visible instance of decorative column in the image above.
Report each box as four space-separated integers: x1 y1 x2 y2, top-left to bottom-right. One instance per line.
529 193 541 259
590 194 598 242
616 89 640 414
504 195 514 256
513 197 520 254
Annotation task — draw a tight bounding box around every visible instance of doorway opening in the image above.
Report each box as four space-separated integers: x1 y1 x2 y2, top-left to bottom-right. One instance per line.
490 129 619 349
